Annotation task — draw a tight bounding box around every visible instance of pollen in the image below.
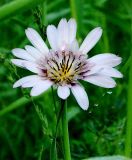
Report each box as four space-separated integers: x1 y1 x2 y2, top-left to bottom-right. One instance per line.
41 50 88 85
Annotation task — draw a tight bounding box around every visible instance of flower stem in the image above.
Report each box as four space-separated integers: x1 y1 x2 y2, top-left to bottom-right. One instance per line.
50 87 58 160
61 99 71 160
50 138 57 160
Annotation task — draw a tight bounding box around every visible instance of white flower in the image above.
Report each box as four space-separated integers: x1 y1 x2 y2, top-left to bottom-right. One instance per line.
11 18 123 110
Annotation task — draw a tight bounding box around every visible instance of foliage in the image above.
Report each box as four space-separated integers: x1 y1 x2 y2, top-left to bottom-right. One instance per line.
0 0 131 159
85 156 131 160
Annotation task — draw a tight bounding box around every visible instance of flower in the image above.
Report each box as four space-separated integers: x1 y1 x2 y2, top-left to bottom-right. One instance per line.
11 18 123 110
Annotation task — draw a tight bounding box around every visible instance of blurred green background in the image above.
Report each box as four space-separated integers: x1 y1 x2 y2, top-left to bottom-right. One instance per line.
0 0 131 160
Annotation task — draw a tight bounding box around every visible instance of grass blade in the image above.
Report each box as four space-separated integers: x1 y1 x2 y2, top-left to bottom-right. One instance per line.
0 0 43 20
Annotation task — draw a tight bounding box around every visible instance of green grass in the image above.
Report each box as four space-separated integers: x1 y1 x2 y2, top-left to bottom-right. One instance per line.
0 0 131 159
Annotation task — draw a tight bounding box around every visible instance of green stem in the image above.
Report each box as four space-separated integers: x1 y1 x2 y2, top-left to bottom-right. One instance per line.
125 61 132 157
70 0 77 20
69 0 83 38
50 138 57 160
61 100 71 160
125 17 132 158
41 0 47 26
101 15 110 52
51 87 57 115
50 87 58 160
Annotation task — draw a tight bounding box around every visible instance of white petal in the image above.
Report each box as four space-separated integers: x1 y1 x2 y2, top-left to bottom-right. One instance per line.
58 18 68 49
22 79 43 88
84 75 116 88
11 59 40 73
79 27 102 54
22 82 37 88
68 18 77 44
71 85 89 110
47 25 58 51
11 59 28 68
84 65 103 76
88 53 122 67
57 86 70 99
30 80 53 96
100 67 123 78
12 48 35 61
24 62 41 74
13 75 40 88
25 45 42 59
70 40 79 52
25 28 49 54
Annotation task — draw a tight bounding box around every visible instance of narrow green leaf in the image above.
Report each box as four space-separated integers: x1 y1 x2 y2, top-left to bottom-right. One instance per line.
0 97 31 116
0 0 43 21
125 17 132 157
83 156 131 160
47 0 62 12
67 107 80 121
47 8 70 23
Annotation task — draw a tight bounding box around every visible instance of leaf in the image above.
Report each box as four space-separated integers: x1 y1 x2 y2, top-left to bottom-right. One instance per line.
83 156 131 160
0 97 31 117
47 8 70 23
0 0 43 21
67 107 80 121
